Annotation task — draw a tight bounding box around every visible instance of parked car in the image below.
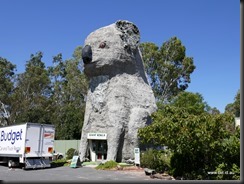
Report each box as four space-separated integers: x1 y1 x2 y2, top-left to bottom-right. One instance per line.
53 151 64 160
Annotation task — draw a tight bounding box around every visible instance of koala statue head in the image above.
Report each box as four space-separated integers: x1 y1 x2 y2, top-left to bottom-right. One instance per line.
82 20 145 78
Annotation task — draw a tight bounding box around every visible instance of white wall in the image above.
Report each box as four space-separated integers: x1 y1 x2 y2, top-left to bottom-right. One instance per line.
235 117 240 127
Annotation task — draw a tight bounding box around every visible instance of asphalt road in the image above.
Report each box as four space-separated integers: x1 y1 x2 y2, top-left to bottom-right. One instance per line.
0 164 157 182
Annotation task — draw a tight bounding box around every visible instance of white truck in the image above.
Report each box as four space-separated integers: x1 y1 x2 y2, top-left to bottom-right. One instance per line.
0 123 55 169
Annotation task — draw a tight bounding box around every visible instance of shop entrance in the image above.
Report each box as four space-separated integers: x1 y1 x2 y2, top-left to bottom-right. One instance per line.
91 140 107 161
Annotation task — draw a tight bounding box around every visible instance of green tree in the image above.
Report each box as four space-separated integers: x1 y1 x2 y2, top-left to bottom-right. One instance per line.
138 92 239 179
0 57 16 125
140 37 196 103
169 91 210 115
208 107 221 115
11 52 52 124
49 46 88 139
225 89 240 117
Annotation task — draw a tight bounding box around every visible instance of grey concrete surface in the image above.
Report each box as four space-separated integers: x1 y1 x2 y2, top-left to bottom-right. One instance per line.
0 164 156 182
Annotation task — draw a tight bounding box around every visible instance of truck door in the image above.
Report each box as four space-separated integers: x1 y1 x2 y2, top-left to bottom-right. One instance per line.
41 125 55 157
25 124 42 157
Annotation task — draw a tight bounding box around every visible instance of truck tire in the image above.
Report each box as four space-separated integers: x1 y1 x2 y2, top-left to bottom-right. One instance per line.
58 155 63 160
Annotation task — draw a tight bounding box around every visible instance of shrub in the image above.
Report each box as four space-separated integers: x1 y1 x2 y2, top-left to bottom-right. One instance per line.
140 148 172 173
66 148 76 159
51 158 68 167
95 160 118 170
214 163 240 180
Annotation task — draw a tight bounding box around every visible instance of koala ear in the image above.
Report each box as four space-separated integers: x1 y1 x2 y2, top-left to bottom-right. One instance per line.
115 20 140 49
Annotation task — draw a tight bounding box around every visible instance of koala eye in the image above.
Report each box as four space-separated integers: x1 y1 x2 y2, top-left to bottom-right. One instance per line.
99 42 106 48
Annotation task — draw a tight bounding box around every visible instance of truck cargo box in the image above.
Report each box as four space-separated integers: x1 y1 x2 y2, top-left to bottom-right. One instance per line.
0 123 55 169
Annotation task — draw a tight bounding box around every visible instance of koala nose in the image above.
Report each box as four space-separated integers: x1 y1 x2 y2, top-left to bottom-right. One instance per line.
82 45 92 64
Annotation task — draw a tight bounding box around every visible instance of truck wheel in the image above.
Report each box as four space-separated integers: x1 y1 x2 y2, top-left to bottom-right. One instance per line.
8 160 13 168
58 155 63 160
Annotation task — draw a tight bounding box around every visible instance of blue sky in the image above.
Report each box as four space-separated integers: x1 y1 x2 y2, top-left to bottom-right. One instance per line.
0 0 240 113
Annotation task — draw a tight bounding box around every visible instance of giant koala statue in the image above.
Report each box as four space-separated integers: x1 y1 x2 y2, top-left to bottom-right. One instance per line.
79 20 157 162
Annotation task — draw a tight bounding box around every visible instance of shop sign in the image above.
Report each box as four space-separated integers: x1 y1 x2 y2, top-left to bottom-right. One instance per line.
87 133 107 140
70 155 81 168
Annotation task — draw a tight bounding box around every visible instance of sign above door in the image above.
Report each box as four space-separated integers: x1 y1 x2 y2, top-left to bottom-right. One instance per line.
87 133 107 140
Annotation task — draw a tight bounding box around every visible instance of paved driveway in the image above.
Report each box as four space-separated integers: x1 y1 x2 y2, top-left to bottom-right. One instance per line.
0 164 157 182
